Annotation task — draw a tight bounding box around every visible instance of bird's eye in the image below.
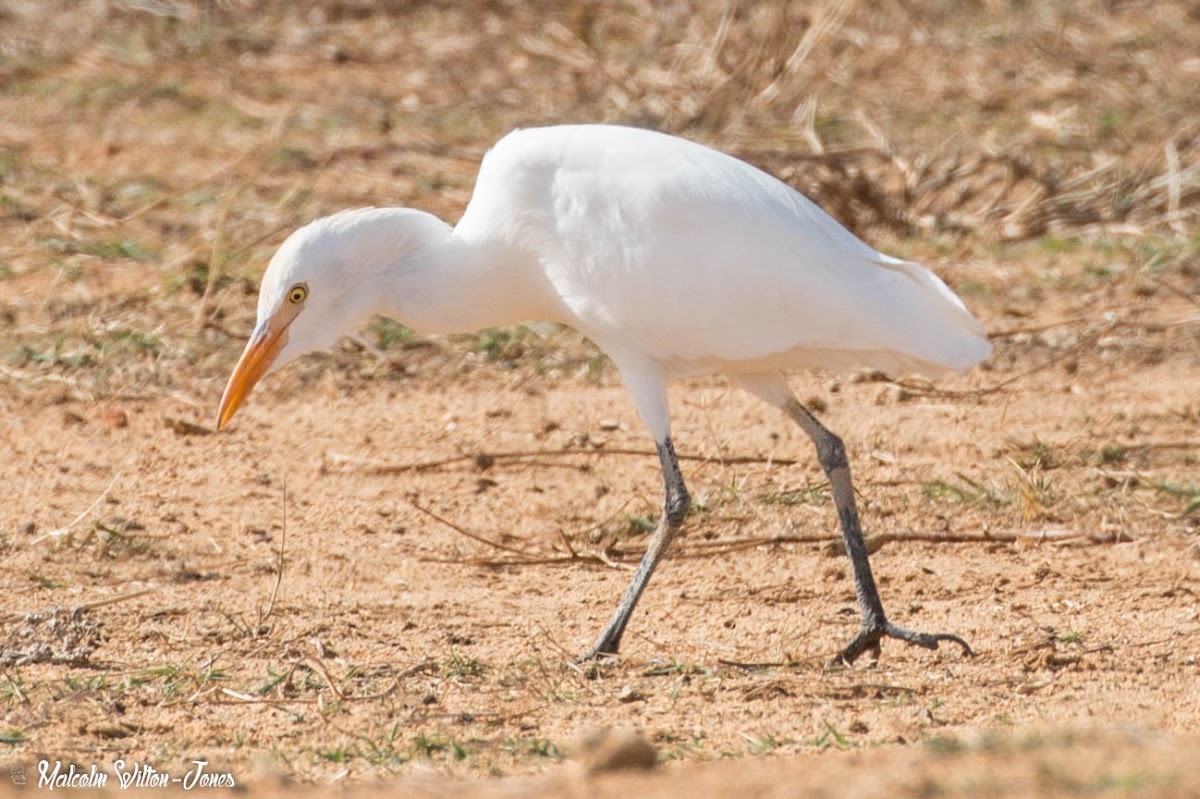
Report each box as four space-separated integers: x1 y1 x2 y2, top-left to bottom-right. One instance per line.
288 284 308 305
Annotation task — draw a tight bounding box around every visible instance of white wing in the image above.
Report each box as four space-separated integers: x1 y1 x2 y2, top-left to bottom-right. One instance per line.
456 125 990 378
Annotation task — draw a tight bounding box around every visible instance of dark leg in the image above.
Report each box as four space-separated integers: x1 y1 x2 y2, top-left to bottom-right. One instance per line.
578 437 690 661
781 398 973 665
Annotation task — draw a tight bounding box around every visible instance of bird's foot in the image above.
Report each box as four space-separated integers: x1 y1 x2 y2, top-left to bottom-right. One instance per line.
831 620 974 667
573 633 622 667
573 649 621 680
573 649 619 668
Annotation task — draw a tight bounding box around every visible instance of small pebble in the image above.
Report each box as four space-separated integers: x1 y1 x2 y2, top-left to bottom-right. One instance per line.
102 408 129 429
617 685 646 703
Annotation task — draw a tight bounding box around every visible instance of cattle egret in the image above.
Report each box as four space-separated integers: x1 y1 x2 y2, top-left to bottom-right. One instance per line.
218 124 990 665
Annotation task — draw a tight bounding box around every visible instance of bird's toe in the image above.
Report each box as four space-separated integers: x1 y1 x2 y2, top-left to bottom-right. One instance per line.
834 620 973 665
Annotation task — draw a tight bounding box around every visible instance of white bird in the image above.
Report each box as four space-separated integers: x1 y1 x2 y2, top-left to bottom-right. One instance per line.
218 124 990 664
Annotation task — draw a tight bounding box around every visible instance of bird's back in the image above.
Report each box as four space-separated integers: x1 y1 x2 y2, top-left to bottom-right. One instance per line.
454 125 990 379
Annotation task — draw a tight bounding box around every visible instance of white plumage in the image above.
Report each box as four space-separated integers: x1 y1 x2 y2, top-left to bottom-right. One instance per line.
458 125 988 377
219 124 989 664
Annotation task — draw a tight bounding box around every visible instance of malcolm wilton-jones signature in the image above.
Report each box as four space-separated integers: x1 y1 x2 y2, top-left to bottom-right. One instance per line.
20 759 236 790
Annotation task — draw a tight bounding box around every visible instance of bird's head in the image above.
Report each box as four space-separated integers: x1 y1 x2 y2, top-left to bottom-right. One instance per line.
216 207 451 430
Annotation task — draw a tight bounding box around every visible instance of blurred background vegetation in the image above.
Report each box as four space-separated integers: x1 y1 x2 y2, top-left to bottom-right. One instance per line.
1 0 1197 401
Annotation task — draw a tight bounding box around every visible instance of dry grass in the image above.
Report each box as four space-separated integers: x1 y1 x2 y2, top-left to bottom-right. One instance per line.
1 0 1199 791
2 0 1198 405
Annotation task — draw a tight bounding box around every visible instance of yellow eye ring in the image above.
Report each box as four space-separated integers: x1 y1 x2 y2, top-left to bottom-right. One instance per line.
288 284 308 305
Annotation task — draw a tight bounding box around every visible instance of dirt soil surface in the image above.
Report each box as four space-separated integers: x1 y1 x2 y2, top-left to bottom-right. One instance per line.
1 1 1199 796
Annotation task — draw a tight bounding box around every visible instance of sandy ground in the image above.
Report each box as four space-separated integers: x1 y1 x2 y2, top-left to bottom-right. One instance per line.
1 1 1199 796
2 329 1198 792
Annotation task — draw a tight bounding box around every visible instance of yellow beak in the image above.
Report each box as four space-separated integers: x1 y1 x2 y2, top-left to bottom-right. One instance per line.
217 316 290 431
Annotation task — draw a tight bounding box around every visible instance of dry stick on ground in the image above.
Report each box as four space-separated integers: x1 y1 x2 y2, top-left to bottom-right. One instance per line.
30 472 121 545
259 476 287 631
405 499 542 559
891 322 1119 398
328 448 799 476
72 587 158 613
987 316 1096 339
419 527 1118 570
411 496 641 570
674 531 948 559
677 527 1126 559
0 587 157 625
296 656 346 702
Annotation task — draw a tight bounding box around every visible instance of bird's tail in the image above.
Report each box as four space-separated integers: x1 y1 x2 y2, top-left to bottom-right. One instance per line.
865 254 992 377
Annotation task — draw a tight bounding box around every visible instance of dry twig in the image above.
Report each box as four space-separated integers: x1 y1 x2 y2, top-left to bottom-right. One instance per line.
259 477 287 631
327 447 797 476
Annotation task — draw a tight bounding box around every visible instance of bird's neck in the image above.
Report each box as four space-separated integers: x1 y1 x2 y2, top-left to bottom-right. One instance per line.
386 235 564 335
